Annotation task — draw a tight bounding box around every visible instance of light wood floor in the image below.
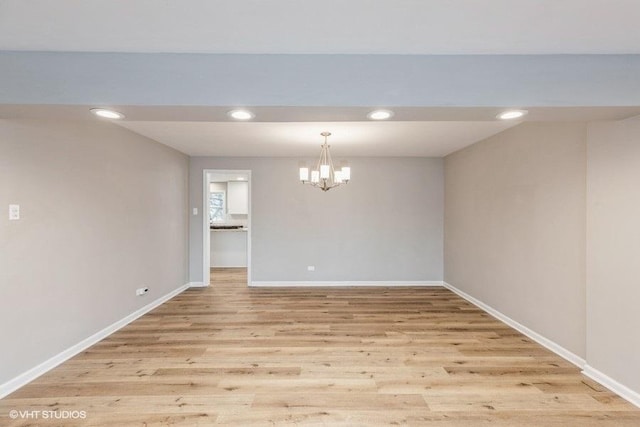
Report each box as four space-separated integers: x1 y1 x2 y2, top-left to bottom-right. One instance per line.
2 268 639 426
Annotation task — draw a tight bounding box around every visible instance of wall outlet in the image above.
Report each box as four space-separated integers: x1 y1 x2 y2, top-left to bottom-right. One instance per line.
136 287 149 296
307 266 315 271
9 204 20 220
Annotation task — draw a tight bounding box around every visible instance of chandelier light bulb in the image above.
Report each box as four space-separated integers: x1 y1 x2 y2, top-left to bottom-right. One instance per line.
299 167 309 182
320 164 330 179
341 166 351 181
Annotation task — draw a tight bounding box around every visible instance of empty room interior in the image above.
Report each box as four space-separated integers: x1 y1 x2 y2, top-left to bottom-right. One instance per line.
2 1 640 425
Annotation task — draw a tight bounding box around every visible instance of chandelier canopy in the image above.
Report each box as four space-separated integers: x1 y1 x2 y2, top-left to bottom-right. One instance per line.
299 132 350 192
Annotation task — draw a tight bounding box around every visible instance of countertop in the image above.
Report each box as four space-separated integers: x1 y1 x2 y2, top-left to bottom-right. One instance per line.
210 227 248 232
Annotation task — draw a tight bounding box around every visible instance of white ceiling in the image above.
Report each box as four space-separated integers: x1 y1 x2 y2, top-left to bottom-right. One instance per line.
1 0 639 54
108 106 639 157
118 121 519 157
3 105 639 158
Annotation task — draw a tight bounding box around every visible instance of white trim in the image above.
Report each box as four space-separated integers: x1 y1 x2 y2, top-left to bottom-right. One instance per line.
202 170 210 286
582 364 640 408
246 176 252 285
250 280 443 287
0 283 190 399
442 281 586 369
187 281 207 288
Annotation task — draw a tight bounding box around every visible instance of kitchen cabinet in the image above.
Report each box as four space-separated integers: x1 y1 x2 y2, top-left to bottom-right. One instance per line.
210 229 247 267
227 181 248 214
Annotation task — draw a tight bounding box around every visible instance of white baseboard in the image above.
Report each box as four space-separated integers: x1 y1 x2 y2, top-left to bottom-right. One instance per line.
0 283 191 399
249 280 443 287
442 281 586 369
582 364 640 408
187 281 208 287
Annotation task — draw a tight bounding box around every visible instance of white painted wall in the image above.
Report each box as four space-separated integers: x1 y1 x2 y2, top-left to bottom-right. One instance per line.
444 122 587 358
586 117 640 395
445 119 640 403
0 119 189 387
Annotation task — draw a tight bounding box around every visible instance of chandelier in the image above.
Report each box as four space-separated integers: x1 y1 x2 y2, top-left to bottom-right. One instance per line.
299 132 351 192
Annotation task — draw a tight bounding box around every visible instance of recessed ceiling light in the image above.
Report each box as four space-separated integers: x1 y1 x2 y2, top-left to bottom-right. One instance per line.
228 109 255 120
236 177 245 181
367 109 394 120
90 108 124 119
497 109 528 120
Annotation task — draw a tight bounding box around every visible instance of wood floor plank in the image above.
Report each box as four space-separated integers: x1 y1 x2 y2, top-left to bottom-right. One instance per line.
1 267 638 426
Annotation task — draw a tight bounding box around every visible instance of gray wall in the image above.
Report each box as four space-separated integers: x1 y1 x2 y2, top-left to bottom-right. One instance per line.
3 53 640 106
190 157 443 283
586 117 640 393
0 119 189 385
444 122 587 357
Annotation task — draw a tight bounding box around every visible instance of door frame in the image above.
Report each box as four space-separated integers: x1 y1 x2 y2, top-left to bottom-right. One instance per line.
202 169 252 286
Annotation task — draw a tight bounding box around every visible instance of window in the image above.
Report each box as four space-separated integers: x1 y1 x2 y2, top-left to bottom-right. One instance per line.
209 191 225 222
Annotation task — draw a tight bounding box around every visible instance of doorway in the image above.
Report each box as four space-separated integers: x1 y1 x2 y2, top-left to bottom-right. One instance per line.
202 169 251 286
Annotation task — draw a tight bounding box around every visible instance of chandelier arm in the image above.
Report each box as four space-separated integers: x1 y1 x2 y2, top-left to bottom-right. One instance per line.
327 143 342 189
326 143 336 182
316 144 323 173
322 143 330 187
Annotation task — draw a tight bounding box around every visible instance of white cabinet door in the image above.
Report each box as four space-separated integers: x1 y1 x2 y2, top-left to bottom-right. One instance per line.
210 230 247 267
227 181 248 214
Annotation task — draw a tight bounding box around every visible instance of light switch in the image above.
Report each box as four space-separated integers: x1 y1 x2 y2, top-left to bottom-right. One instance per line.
9 204 20 220
193 208 198 216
